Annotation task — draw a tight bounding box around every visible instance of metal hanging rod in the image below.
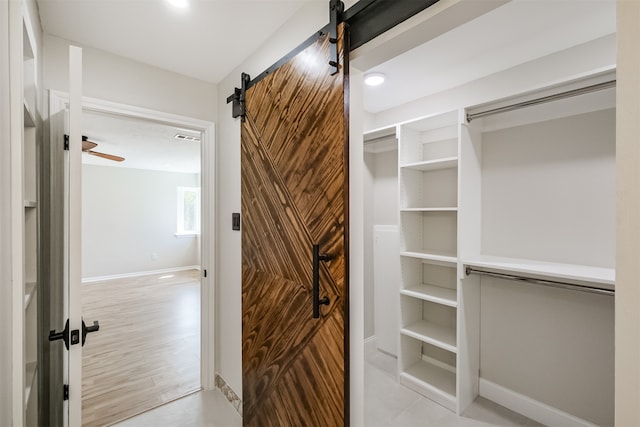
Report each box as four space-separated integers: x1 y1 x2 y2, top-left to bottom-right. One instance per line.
465 266 614 296
466 80 616 123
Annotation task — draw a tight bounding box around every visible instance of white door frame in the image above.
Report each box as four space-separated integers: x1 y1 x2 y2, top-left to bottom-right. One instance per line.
49 89 217 409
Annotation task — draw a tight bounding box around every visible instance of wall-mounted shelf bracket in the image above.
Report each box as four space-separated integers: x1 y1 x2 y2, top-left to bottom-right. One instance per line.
227 72 251 122
329 0 344 75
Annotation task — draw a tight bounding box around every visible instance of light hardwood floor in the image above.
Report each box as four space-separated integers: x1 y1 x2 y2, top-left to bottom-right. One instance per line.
81 269 201 427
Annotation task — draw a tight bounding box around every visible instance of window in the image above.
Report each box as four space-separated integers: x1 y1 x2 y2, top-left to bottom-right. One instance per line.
177 187 200 236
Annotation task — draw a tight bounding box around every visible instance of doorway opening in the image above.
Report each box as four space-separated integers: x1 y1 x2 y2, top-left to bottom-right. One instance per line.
79 109 205 426
48 91 216 426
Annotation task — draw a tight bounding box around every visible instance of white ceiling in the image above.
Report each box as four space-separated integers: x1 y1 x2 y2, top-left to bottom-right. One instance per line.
37 0 314 84
361 0 617 113
41 0 616 172
82 111 201 174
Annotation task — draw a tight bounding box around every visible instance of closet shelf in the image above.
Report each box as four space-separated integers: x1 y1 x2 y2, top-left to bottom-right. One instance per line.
401 284 457 307
401 320 457 353
24 361 37 406
24 282 36 309
463 255 614 288
401 250 457 265
23 100 35 128
400 207 458 212
400 157 458 172
400 359 456 411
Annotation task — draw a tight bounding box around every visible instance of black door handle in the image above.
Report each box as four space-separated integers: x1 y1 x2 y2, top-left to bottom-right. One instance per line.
49 319 99 349
82 320 100 346
49 319 70 350
313 244 331 318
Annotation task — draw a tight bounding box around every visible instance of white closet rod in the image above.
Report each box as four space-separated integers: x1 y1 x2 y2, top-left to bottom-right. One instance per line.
465 267 614 296
466 80 616 122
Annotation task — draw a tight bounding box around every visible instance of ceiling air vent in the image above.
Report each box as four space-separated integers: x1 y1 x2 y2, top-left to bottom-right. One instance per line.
174 133 201 143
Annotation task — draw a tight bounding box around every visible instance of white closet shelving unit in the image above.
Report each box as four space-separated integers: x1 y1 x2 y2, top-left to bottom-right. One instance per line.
13 4 40 425
393 70 615 424
397 110 471 412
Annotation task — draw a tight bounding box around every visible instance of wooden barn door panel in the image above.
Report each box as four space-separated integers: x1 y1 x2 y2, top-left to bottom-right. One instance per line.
241 24 348 427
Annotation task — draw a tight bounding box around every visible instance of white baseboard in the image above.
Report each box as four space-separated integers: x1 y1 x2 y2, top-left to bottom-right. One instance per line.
479 378 599 427
364 335 377 357
82 265 200 284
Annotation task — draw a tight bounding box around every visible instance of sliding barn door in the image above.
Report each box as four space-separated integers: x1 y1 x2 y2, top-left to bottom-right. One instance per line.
241 24 349 426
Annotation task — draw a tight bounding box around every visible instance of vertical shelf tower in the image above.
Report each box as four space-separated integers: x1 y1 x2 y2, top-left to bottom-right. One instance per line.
11 2 40 425
397 110 478 413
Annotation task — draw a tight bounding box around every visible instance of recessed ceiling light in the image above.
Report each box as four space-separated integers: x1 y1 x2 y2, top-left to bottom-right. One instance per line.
167 0 188 8
364 72 385 86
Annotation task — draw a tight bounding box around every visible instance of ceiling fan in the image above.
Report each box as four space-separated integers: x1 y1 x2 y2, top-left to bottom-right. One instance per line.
82 136 125 162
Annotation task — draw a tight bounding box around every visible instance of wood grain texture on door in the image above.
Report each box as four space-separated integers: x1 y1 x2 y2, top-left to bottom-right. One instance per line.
241 24 348 427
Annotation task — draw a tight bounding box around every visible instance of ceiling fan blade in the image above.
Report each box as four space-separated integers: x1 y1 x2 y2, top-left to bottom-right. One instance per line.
82 140 98 151
82 136 98 151
87 150 125 162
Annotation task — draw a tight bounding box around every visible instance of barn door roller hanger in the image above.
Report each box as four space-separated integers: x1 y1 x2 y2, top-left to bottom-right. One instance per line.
227 0 344 122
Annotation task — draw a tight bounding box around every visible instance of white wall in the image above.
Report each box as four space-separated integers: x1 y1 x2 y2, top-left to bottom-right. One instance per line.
616 1 640 424
363 153 375 339
43 34 217 122
481 109 616 267
82 164 199 279
0 3 12 424
372 150 398 225
368 35 616 132
363 149 398 339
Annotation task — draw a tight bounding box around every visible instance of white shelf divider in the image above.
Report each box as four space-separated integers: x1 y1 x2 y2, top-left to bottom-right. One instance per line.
400 157 458 172
401 250 457 265
401 284 457 307
24 362 37 406
23 100 35 128
24 282 36 309
400 359 457 411
401 320 457 353
400 207 458 212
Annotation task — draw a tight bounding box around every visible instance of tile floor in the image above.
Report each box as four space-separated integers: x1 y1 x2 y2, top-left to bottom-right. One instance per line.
113 350 543 427
364 350 544 427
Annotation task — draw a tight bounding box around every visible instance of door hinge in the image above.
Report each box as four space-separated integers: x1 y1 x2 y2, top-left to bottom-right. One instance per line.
63 384 69 401
64 134 69 150
203 269 207 278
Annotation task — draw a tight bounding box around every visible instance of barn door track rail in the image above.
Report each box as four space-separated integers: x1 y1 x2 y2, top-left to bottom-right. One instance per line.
227 0 441 121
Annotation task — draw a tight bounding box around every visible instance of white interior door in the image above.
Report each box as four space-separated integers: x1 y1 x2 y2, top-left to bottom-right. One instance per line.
66 44 84 426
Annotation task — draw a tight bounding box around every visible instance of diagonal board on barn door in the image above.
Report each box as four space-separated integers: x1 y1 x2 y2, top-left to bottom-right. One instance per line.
245 26 347 287
249 308 345 426
241 111 340 298
241 112 343 424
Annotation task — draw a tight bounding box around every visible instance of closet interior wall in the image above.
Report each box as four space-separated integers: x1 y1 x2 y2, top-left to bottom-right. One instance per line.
363 131 399 355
